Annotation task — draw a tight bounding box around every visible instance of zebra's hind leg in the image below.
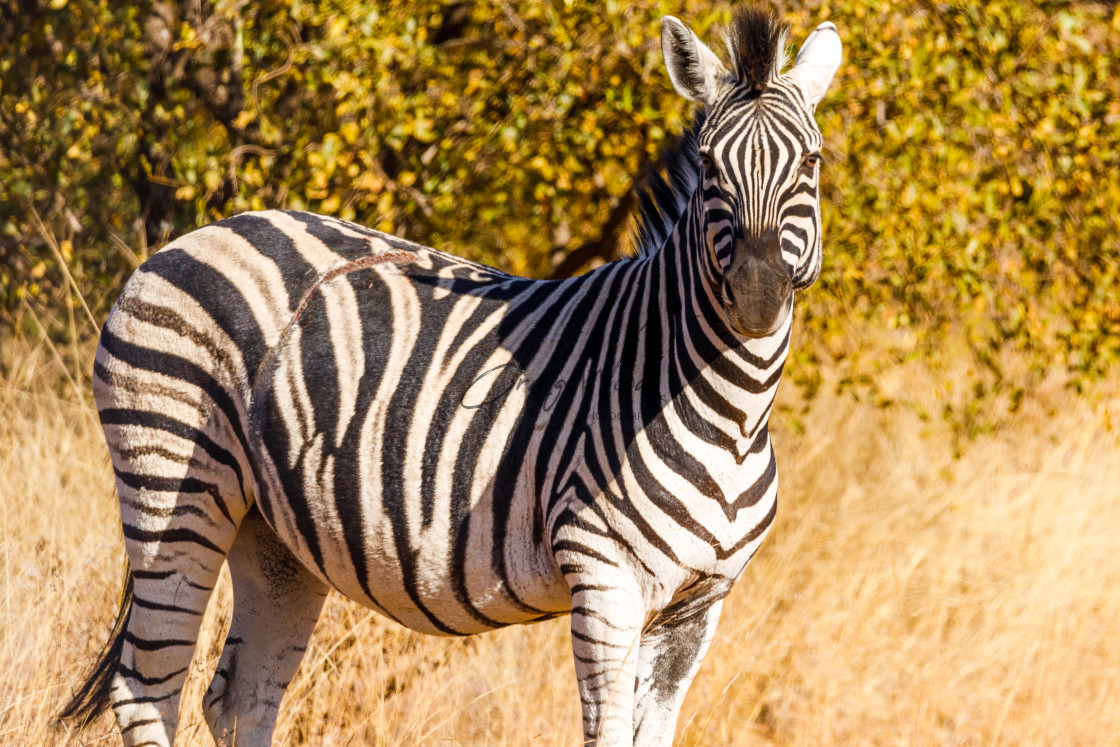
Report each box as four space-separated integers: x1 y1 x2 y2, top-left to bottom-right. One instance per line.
203 506 329 746
109 476 244 745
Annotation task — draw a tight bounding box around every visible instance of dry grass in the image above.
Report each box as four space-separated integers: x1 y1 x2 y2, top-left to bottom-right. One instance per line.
2 334 1119 746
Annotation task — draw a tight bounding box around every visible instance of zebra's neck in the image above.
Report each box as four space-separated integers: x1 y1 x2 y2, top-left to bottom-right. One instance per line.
485 182 790 479
629 184 790 451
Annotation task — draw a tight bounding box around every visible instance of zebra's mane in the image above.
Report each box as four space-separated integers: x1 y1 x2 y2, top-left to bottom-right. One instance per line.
629 114 703 259
726 5 790 91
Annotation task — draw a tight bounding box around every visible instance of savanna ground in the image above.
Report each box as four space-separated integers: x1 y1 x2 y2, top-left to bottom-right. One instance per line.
2 328 1118 747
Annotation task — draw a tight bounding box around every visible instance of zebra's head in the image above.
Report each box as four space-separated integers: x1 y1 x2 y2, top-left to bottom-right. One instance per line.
662 8 842 338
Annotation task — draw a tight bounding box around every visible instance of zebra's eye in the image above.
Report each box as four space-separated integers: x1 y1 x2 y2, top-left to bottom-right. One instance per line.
700 153 715 173
801 152 823 172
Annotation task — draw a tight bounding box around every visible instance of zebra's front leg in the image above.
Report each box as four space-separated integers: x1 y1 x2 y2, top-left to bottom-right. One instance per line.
632 598 724 746
565 576 647 746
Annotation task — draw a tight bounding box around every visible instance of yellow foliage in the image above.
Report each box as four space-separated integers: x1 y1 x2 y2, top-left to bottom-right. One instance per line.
2 0 1119 414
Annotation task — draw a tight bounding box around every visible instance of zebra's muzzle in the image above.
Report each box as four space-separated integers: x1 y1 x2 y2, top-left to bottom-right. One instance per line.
721 234 793 338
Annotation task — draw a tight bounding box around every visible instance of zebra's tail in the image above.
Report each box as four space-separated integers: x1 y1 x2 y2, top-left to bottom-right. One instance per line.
57 561 134 731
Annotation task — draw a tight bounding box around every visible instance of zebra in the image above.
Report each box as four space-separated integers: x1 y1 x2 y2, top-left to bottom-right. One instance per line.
60 7 841 746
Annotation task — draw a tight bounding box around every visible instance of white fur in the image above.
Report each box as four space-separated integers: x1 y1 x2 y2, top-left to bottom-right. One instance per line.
661 16 729 106
784 22 843 109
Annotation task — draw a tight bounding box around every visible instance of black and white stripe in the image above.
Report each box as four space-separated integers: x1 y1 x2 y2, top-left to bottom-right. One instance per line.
61 8 842 746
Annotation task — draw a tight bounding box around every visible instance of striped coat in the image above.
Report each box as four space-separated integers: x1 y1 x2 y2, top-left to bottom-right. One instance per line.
62 8 842 746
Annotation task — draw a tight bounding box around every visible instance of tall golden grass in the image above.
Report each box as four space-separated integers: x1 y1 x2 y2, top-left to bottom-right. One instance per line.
2 333 1118 746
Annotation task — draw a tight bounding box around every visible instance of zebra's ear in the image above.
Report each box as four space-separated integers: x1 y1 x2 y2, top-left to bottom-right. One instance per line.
661 16 729 106
784 21 842 110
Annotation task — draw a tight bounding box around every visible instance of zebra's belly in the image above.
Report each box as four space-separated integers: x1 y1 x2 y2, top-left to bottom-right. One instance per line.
247 407 575 636
249 330 573 635
256 462 573 635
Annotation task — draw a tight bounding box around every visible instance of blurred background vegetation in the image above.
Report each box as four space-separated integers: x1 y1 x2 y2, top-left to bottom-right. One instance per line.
2 0 1118 430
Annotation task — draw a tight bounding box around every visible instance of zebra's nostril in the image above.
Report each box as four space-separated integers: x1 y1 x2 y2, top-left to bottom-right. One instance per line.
721 282 733 307
781 279 792 296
